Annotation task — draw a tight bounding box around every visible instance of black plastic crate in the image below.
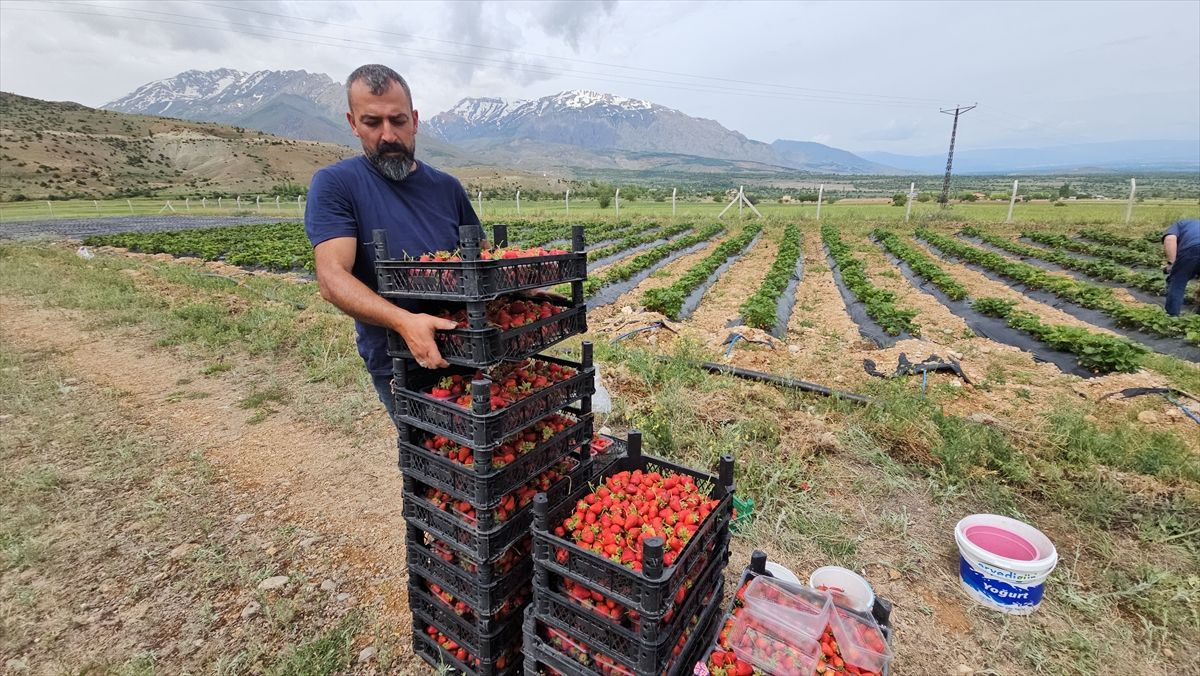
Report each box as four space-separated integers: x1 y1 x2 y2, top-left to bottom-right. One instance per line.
398 410 593 506
410 582 526 659
412 570 530 628
531 536 728 672
531 431 735 618
387 295 587 367
404 447 591 561
700 551 894 676
393 348 596 449
522 576 724 676
407 528 532 617
374 224 587 302
413 623 522 676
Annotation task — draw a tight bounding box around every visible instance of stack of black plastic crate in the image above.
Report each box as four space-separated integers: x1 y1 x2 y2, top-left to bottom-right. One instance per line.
524 431 735 676
373 223 597 675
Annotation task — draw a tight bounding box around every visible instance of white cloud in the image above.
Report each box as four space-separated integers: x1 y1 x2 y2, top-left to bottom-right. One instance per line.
0 0 1196 154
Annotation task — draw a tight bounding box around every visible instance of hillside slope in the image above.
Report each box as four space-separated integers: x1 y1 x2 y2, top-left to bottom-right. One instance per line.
0 92 357 200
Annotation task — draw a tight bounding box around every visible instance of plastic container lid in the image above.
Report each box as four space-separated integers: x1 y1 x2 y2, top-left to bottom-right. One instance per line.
727 576 831 674
829 604 894 674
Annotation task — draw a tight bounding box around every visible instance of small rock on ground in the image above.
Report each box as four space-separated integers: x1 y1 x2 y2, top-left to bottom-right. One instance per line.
256 575 288 591
320 579 337 592
357 646 377 664
241 601 261 620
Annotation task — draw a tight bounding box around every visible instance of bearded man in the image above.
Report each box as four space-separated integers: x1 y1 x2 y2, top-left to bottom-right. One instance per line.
304 64 479 423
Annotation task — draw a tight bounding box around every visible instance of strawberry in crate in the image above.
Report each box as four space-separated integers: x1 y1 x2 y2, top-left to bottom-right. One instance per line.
553 469 719 571
418 414 576 467
428 358 578 411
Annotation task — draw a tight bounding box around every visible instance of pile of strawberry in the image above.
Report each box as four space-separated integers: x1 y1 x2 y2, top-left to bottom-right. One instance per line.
426 533 530 576
422 457 577 527
428 359 577 411
553 469 719 571
418 414 576 467
424 625 515 671
435 296 565 331
704 580 884 676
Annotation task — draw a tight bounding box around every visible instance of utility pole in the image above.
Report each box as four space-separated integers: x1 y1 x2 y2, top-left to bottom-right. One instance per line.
938 103 977 207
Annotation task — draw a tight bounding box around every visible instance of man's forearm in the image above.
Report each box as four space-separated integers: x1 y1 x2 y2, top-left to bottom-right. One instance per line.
317 266 412 331
1165 235 1178 264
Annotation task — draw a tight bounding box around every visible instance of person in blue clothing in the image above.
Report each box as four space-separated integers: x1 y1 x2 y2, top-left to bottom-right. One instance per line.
304 64 479 422
1162 218 1200 316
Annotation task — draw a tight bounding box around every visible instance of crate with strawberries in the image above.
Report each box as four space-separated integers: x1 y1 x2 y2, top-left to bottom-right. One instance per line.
403 449 591 561
531 432 734 617
414 623 522 676
407 528 534 617
392 348 596 448
699 552 894 676
373 224 587 301
523 573 725 676
387 294 588 367
399 409 593 507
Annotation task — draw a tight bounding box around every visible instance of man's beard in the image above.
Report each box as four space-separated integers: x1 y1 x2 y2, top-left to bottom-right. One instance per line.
367 140 416 181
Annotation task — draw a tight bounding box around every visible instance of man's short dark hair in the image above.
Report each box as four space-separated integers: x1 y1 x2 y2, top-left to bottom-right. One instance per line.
346 64 412 109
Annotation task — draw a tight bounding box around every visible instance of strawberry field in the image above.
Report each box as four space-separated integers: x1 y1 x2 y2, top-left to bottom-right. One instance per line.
4 211 1199 675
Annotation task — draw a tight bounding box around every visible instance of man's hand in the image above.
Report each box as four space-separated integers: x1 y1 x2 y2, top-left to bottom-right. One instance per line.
396 312 458 369
1164 262 1174 277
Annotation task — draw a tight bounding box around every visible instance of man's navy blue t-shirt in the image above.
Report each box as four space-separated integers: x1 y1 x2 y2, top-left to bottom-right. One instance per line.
1164 219 1200 254
304 156 479 376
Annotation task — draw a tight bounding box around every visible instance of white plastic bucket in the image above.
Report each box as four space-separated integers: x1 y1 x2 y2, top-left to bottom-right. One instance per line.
809 566 875 613
954 514 1057 614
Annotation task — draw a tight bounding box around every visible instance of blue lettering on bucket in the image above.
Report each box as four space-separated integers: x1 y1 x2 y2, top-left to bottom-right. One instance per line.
959 556 1044 607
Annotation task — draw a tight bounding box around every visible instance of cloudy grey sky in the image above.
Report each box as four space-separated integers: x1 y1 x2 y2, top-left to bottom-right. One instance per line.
1 0 1197 154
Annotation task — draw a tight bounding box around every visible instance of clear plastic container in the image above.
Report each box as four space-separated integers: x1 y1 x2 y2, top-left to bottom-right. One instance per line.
829 604 894 675
727 576 831 675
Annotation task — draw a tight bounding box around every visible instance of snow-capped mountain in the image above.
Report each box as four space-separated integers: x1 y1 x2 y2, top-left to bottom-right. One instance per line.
103 71 890 173
428 90 890 173
103 69 349 145
428 90 779 165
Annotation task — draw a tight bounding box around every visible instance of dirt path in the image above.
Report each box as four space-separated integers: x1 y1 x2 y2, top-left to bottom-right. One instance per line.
0 300 421 670
685 231 776 335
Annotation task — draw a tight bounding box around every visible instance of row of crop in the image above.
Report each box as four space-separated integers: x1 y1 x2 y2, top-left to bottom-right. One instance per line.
84 222 313 271
642 224 762 319
877 228 1148 373
1077 228 1161 256
1023 230 1160 268
739 224 803 331
587 222 692 263
581 223 726 298
822 224 919 336
503 219 636 247
917 229 1200 344
972 298 1147 373
872 229 967 300
961 226 1169 295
